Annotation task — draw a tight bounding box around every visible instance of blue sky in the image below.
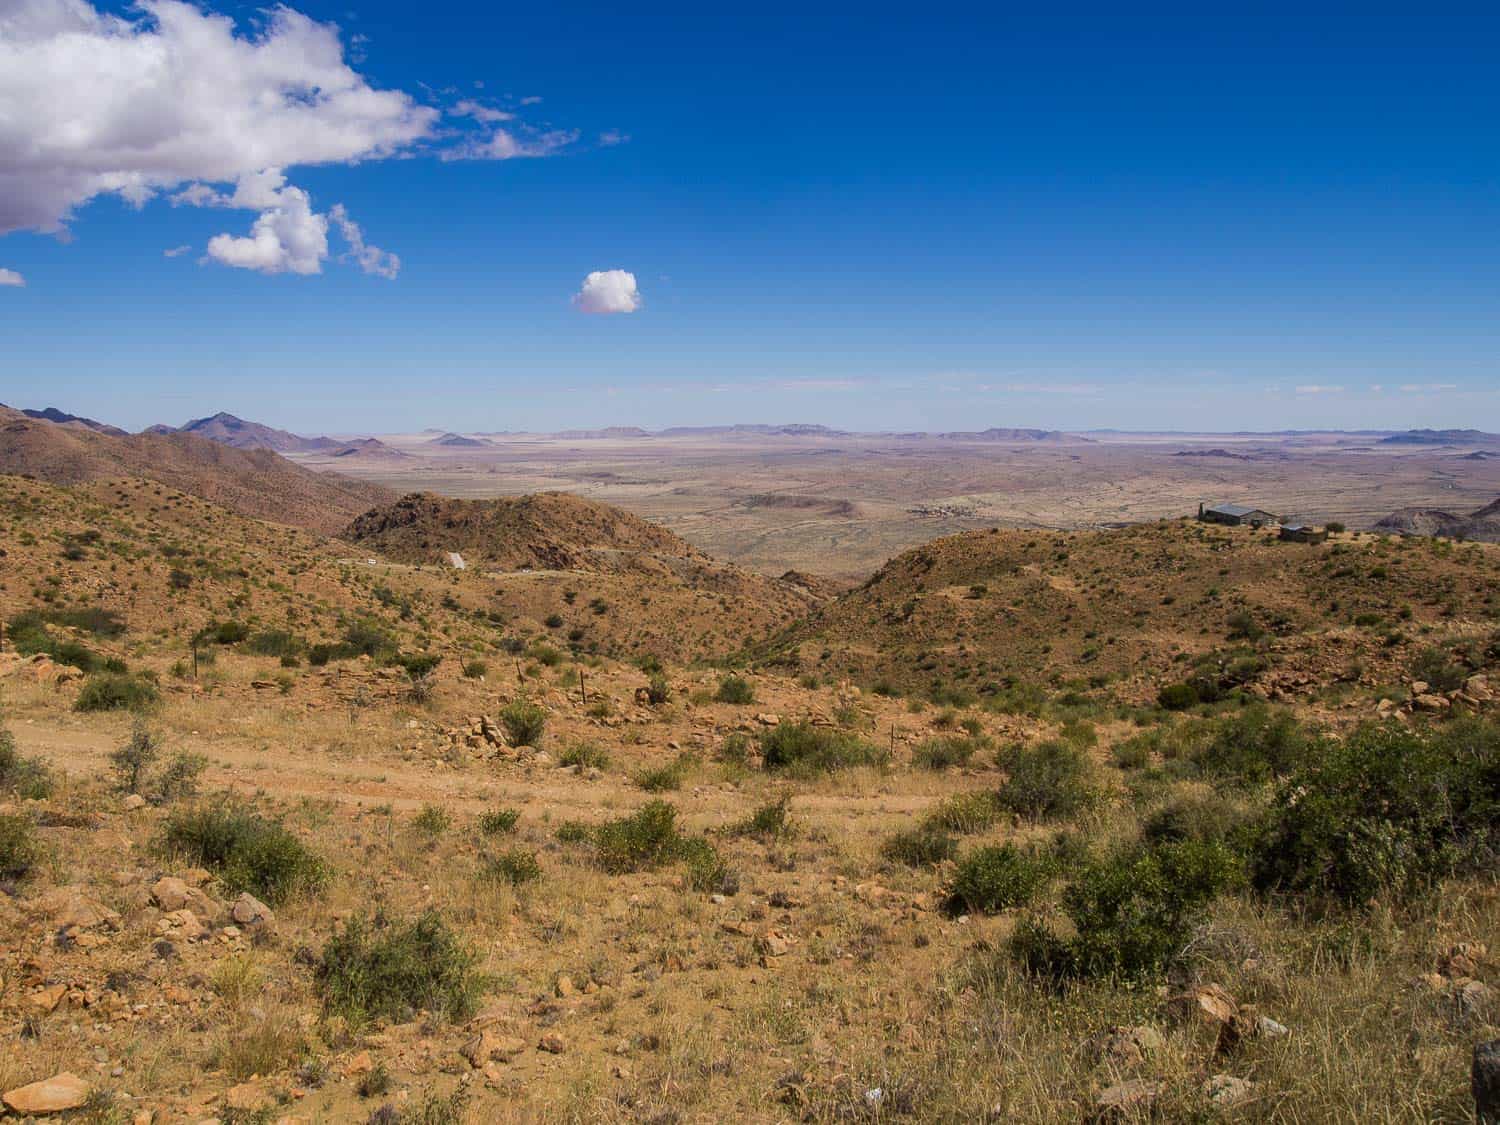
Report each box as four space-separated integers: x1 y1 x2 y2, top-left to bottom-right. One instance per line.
1 0 1496 434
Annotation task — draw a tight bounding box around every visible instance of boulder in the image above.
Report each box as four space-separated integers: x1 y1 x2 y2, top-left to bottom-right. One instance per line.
1476 1039 1500 1123
1164 983 1238 1030
1441 942 1489 979
230 892 275 931
3 1071 90 1115
1413 693 1451 713
460 1029 527 1067
1087 1025 1166 1069
150 876 217 919
35 887 120 931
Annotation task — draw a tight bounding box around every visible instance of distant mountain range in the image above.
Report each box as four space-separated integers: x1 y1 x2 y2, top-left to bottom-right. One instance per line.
3 405 127 436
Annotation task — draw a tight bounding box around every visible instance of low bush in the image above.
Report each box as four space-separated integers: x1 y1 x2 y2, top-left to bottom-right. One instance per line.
1010 838 1243 981
913 735 983 770
0 725 54 799
1409 646 1468 693
944 844 1053 915
995 741 1097 820
645 674 673 706
160 801 326 904
727 797 796 840
558 741 610 770
461 660 488 680
245 630 305 659
0 814 41 881
1252 718 1500 907
482 848 541 886
714 675 755 704
759 722 887 776
318 911 484 1027
881 824 957 868
478 808 520 835
498 696 546 747
924 790 1004 834
412 805 450 836
1190 705 1312 785
76 671 160 713
1156 682 1200 711
590 800 735 891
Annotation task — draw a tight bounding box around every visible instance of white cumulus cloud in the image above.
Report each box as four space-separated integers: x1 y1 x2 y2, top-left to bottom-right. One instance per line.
0 268 24 287
573 269 641 314
0 0 580 278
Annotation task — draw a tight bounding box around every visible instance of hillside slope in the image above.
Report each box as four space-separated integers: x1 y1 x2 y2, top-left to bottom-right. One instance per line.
1377 495 1500 543
346 492 824 658
766 518 1500 701
0 406 391 534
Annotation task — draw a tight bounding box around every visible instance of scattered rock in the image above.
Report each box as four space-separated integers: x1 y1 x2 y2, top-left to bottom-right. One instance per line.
538 1032 567 1054
1092 1079 1162 1121
35 887 120 931
230 892 275 932
1413 693 1451 713
1203 1074 1256 1108
461 1029 528 1066
1164 982 1237 1030
1441 942 1489 979
150 876 217 919
122 794 147 811
3 1071 90 1115
1087 1025 1166 1069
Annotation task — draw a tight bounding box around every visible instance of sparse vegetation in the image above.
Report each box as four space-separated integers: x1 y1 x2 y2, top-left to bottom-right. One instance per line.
759 721 887 776
318 911 484 1026
498 696 546 746
160 801 327 904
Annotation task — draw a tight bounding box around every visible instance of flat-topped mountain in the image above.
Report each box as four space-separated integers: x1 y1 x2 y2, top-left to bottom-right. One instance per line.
0 405 392 534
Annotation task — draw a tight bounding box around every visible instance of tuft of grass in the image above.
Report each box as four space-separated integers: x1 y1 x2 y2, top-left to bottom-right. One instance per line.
635 751 696 792
590 800 735 891
159 800 326 905
924 790 1004 834
412 804 451 837
913 734 984 770
318 911 484 1027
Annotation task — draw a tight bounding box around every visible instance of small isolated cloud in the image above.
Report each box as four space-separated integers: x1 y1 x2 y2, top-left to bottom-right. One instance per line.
206 183 327 275
163 244 192 258
0 268 24 287
599 130 629 147
573 269 641 314
443 128 578 162
451 99 513 124
1295 384 1345 395
330 204 399 280
1399 383 1459 394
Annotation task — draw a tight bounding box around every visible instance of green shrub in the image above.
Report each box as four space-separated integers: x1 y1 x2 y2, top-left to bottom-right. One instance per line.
318 911 483 1026
554 819 591 844
1189 705 1312 785
245 630 305 659
76 671 160 713
1252 718 1500 907
727 797 796 840
590 800 734 891
1012 838 1243 981
498 697 546 747
881 824 957 868
558 741 610 770
645 674 672 706
593 800 683 873
0 726 54 799
461 660 488 680
160 801 326 905
482 848 541 886
1156 682 1200 711
924 790 1004 834
714 675 755 705
996 741 1096 820
1410 646 1467 693
759 722 887 776
156 752 208 803
1141 790 1254 849
944 844 1052 915
636 757 688 792
478 808 520 835
412 805 450 836
913 735 982 770
0 814 41 881
1111 734 1152 770
109 721 160 793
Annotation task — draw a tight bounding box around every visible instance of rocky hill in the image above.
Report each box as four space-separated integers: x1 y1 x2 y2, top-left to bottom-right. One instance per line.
2 405 127 436
169 411 339 453
1376 496 1500 543
764 517 1500 701
345 492 825 658
0 406 391 534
